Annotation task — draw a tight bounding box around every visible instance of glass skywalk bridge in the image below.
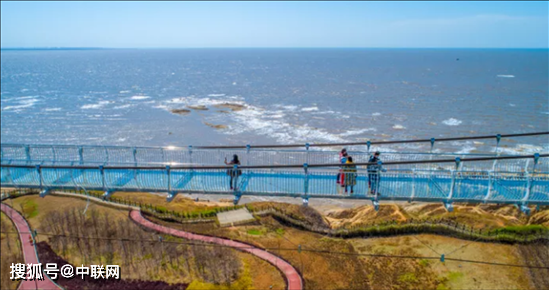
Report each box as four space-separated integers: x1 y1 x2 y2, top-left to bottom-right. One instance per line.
1 132 548 214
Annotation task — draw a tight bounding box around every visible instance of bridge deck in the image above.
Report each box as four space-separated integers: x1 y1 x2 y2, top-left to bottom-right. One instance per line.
1 167 548 205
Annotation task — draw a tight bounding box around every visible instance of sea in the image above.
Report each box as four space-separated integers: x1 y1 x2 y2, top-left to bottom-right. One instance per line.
1 48 548 154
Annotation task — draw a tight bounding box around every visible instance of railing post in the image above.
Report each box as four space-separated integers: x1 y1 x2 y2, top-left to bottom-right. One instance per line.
446 157 460 212
366 141 371 155
495 134 501 153
37 165 42 190
410 169 416 202
104 146 109 165
51 145 56 164
491 134 502 170
305 143 310 165
37 165 50 197
485 171 493 203
99 165 106 191
521 153 539 215
166 165 171 192
133 147 138 167
246 144 251 166
303 163 309 206
78 146 84 165
167 165 177 202
430 138 435 153
25 145 31 164
188 145 193 165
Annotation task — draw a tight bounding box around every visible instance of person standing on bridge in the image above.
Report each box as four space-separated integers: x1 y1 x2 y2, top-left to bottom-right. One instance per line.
367 151 384 195
344 156 357 194
225 154 241 190
337 148 349 194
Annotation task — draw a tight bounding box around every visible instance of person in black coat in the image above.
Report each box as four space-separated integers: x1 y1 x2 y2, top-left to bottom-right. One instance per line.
367 151 383 195
224 154 241 190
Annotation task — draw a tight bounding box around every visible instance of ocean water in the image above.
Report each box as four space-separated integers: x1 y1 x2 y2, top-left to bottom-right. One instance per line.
1 48 548 154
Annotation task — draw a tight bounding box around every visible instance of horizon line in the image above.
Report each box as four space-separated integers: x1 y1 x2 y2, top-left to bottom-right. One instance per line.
2 47 548 50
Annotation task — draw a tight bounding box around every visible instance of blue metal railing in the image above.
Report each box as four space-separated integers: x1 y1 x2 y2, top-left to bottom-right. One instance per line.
1 143 546 172
1 155 548 209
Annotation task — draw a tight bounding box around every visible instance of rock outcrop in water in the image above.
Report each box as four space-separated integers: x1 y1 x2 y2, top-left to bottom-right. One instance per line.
170 109 191 115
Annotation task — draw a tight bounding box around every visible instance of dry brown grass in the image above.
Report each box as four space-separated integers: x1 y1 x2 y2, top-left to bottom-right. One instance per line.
325 202 548 231
111 191 232 213
352 234 534 290
2 195 285 289
156 212 541 290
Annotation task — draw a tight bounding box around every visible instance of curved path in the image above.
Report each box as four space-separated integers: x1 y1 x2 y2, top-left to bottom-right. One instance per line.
130 210 303 290
1 203 61 290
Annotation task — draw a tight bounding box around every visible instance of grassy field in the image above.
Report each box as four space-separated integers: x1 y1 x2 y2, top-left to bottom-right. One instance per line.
2 195 285 290
1 212 24 290
149 211 542 290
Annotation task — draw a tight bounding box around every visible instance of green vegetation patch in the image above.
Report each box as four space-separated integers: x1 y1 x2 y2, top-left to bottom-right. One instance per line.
491 225 548 236
418 259 430 267
447 271 464 282
21 199 39 218
246 229 263 236
398 272 419 283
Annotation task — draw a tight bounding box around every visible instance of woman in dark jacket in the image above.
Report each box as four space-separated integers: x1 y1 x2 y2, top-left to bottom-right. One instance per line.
224 154 241 190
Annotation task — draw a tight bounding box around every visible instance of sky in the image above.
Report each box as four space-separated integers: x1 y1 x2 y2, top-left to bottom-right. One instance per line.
1 1 548 48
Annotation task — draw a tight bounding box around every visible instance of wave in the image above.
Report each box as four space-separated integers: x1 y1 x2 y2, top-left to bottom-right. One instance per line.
442 118 462 126
392 124 406 130
497 75 515 78
301 106 318 112
44 108 62 112
1 97 40 111
372 112 381 116
274 104 298 111
208 94 226 97
119 90 131 93
81 101 112 109
130 96 150 100
497 143 548 155
340 128 377 137
113 104 133 110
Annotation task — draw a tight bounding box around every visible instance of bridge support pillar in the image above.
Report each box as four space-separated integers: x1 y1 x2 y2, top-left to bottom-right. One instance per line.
233 193 242 205
39 189 51 198
167 192 178 202
444 202 454 212
302 196 309 206
520 204 531 216
102 190 114 200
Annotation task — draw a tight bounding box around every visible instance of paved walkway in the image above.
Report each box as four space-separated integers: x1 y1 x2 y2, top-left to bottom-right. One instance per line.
1 203 61 290
217 208 255 227
129 210 303 290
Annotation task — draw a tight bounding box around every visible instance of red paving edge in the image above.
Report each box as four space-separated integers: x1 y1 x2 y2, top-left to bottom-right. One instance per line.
129 210 303 290
1 203 62 290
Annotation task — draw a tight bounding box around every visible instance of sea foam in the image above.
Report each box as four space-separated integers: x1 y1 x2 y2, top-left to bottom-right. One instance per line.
81 101 112 109
130 96 150 100
442 118 462 126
